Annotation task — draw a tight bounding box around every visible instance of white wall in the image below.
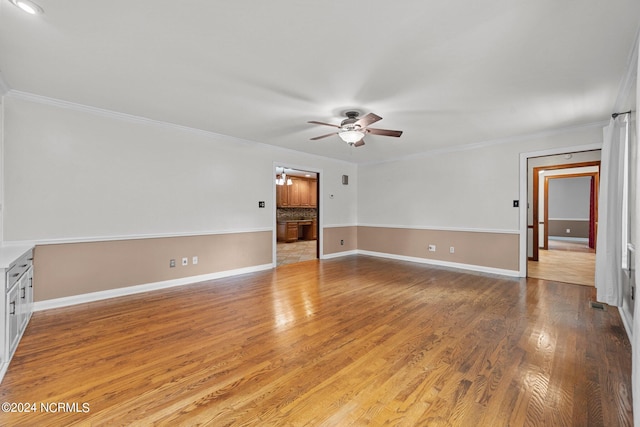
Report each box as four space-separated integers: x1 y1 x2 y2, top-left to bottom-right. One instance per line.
548 177 590 219
2 94 357 242
358 125 604 232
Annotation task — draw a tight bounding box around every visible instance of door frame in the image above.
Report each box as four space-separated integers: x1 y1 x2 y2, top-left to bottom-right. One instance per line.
543 170 599 250
531 161 600 260
519 143 602 277
272 162 323 266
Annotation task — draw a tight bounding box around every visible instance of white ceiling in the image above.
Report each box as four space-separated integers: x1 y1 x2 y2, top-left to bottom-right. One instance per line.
0 1 638 164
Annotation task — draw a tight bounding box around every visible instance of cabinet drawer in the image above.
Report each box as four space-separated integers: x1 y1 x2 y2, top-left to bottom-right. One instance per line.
6 250 33 290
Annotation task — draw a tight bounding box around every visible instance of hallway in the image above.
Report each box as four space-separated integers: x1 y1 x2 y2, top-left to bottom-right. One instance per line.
528 239 595 286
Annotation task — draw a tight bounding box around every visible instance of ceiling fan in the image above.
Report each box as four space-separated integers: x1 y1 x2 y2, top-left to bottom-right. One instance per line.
308 111 403 147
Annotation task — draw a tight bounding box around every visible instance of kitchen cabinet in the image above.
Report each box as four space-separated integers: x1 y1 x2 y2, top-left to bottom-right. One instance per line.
309 179 317 208
289 179 301 206
277 220 317 242
276 183 289 207
277 221 300 243
0 246 35 382
276 177 318 208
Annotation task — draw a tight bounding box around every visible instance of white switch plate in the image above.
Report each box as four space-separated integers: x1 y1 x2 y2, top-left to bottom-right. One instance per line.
428 244 436 252
182 257 188 266
192 256 198 265
450 246 455 254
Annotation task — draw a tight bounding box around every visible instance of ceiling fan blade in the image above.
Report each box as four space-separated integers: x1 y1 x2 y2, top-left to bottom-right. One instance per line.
355 112 382 128
366 128 403 137
310 132 338 140
307 120 340 128
354 139 365 147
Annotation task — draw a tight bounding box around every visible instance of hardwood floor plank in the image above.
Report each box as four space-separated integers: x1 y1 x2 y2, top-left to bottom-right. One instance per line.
0 256 631 426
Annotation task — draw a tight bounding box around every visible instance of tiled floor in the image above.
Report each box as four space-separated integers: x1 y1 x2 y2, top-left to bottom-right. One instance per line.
277 240 318 266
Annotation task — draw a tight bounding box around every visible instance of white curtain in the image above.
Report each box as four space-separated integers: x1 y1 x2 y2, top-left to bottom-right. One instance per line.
595 116 627 306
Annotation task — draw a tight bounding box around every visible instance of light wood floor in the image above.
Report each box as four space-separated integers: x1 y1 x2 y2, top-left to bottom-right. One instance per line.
528 240 595 287
0 256 631 426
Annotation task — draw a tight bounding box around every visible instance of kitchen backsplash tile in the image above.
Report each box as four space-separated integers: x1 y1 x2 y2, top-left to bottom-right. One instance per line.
277 208 318 220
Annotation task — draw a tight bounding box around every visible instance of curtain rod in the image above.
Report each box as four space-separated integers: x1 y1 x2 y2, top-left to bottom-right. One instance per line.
612 110 632 119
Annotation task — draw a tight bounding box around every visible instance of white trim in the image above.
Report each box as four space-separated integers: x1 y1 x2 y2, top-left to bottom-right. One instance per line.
4 227 273 247
357 223 519 234
619 306 633 342
34 263 273 311
322 250 358 259
323 223 358 228
548 236 589 242
518 142 603 277
357 250 520 277
0 363 8 385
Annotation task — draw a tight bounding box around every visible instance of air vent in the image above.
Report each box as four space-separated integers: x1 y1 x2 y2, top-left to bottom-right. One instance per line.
589 301 606 310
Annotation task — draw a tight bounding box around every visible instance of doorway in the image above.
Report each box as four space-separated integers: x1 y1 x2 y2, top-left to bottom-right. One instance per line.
527 156 600 286
274 166 320 266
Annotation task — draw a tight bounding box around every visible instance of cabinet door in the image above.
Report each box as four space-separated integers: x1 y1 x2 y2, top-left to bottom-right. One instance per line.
7 284 20 357
276 183 289 207
288 178 301 206
286 223 298 242
26 267 34 322
299 179 310 207
309 179 317 207
18 274 28 331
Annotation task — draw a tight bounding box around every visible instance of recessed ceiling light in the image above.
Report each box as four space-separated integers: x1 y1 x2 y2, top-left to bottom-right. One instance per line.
9 0 44 15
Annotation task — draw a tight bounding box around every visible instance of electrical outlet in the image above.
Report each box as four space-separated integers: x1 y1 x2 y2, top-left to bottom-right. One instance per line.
340 239 344 245
182 257 188 266
450 246 455 254
566 228 571 234
192 256 198 265
169 259 176 268
428 244 436 252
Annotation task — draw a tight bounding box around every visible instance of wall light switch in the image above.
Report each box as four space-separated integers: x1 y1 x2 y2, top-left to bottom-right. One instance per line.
258 201 265 208
513 200 519 207
182 257 188 266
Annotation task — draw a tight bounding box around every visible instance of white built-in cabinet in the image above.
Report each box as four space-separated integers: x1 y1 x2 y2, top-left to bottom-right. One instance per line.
0 246 34 381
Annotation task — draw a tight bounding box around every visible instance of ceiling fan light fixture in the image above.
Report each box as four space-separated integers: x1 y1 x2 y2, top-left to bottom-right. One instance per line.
338 130 365 144
9 0 44 14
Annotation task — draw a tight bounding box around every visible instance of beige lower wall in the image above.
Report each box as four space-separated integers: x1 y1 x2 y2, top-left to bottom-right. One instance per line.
33 231 272 301
34 225 519 302
548 219 589 238
323 226 358 254
357 226 519 272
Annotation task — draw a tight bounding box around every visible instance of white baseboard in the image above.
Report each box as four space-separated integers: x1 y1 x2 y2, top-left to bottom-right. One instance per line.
34 249 521 311
322 250 358 259
357 250 520 277
34 263 273 311
619 306 633 342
